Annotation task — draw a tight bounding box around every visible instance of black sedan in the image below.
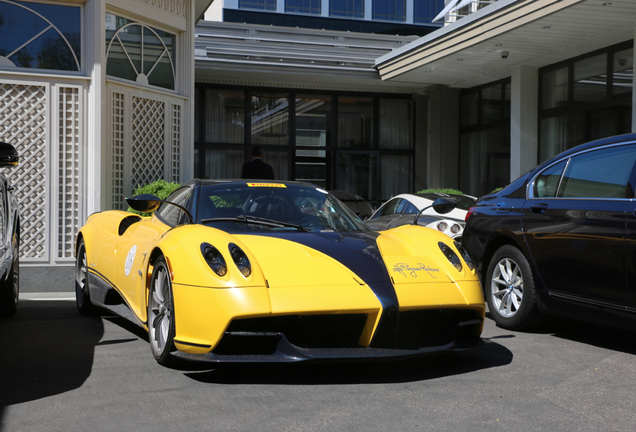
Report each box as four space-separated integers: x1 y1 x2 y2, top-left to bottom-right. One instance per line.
462 133 636 330
0 142 19 317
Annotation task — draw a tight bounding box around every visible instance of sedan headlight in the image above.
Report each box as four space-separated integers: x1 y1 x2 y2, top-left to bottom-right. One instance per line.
438 241 462 272
229 243 252 278
201 242 227 277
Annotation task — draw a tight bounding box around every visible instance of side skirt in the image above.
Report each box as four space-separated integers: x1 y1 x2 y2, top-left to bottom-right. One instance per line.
87 270 145 328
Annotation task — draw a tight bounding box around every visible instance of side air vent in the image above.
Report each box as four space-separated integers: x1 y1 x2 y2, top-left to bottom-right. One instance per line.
118 215 142 236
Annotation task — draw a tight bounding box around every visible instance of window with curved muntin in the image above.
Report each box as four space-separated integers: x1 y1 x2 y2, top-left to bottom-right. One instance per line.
105 13 176 91
0 0 81 72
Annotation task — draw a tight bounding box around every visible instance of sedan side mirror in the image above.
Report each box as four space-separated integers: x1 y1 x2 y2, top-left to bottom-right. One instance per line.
0 142 19 167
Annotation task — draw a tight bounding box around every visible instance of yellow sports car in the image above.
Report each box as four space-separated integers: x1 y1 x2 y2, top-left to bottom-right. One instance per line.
75 180 485 366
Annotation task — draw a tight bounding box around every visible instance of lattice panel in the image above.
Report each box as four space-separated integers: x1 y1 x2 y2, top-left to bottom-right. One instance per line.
58 87 81 259
171 104 181 182
112 92 125 209
0 83 47 259
131 97 165 190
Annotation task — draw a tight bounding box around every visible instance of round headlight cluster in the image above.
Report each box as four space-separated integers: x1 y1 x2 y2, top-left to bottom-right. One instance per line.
229 243 252 277
438 241 463 272
436 221 448 232
201 243 227 276
450 223 461 234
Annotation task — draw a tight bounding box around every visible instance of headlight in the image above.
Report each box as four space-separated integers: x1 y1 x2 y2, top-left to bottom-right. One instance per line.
438 242 462 272
200 243 227 277
229 243 251 278
453 241 476 271
450 223 461 234
436 221 448 232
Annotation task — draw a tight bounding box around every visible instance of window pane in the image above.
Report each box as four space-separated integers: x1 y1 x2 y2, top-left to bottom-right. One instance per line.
379 99 412 149
201 149 244 179
239 0 276 10
251 92 289 146
0 0 81 71
330 0 364 18
372 0 406 21
338 96 373 148
338 153 377 200
296 94 331 156
381 155 412 200
285 0 321 14
481 84 502 123
105 13 176 90
414 0 445 24
263 150 289 180
559 145 636 198
459 129 509 197
573 54 607 104
542 66 568 110
461 91 478 126
533 161 566 198
612 48 633 96
204 89 245 143
295 162 326 187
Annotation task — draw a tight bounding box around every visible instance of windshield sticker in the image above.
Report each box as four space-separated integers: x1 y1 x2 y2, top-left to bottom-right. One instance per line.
125 245 137 277
246 183 286 188
392 263 439 279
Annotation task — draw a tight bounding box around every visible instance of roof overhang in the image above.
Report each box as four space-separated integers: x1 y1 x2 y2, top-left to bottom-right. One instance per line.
195 0 214 21
375 0 636 89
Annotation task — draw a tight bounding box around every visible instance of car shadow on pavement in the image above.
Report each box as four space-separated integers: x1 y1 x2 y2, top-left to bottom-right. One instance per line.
181 341 512 385
0 300 103 416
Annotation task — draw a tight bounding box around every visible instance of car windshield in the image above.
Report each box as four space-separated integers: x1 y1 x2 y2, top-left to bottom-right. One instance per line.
197 184 370 233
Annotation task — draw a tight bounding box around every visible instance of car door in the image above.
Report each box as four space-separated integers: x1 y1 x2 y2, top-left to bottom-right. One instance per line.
522 143 636 306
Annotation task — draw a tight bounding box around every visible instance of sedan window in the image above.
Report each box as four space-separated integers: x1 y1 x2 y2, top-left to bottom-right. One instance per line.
558 144 636 198
534 161 567 198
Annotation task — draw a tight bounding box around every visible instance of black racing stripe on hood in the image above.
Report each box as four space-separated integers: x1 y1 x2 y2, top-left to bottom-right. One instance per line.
245 231 399 312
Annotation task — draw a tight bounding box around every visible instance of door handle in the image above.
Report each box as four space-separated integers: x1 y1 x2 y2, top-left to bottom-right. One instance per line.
530 203 548 214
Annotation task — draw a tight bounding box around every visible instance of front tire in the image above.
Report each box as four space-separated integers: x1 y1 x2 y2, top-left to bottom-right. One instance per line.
485 245 539 330
0 236 19 317
75 239 94 315
148 257 177 366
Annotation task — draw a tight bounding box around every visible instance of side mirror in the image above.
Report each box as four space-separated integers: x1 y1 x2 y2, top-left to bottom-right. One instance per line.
0 142 19 167
414 198 457 225
125 194 193 224
126 194 163 213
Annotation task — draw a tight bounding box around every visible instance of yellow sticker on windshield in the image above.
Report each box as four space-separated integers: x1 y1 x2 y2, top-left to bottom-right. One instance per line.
247 183 286 188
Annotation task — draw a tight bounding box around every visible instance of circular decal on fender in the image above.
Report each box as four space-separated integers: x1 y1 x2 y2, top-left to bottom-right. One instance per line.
125 245 137 276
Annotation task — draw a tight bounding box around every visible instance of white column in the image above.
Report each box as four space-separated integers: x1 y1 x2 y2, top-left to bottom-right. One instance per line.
364 0 372 20
406 0 414 23
87 0 104 213
510 65 538 180
322 0 329 16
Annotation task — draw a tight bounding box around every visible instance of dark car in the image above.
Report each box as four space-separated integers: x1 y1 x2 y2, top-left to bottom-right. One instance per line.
462 133 636 331
0 142 19 317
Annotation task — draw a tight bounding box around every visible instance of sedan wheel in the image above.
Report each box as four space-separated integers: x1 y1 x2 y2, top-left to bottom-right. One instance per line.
148 257 177 366
486 245 539 330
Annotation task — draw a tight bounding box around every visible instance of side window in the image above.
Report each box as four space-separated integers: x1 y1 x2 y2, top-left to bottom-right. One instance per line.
156 187 191 226
402 201 418 214
533 161 567 198
379 198 402 217
559 144 636 198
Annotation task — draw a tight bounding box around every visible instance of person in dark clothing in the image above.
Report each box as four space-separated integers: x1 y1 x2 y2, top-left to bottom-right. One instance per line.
241 146 275 180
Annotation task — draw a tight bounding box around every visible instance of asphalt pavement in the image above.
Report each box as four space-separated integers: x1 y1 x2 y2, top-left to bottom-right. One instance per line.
1 292 636 432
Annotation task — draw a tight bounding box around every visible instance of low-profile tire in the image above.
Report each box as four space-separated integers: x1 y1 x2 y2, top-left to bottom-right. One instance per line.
148 257 177 366
75 239 94 315
0 236 19 318
485 245 539 330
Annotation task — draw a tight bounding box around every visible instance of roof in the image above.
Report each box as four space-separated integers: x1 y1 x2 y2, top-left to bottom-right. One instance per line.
375 0 636 89
195 21 421 92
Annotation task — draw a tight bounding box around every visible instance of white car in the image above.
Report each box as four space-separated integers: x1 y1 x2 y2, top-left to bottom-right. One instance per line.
365 193 476 239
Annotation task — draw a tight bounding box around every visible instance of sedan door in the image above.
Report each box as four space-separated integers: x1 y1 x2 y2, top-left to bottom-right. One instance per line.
522 143 636 307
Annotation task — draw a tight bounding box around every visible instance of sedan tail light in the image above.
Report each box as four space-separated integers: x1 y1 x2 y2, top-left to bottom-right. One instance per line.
465 206 477 222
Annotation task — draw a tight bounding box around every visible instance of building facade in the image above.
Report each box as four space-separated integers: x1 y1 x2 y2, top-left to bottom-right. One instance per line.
0 0 210 274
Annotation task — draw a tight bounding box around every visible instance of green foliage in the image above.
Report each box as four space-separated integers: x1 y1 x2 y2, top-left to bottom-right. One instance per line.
490 187 504 194
417 188 464 195
210 194 242 208
127 179 181 216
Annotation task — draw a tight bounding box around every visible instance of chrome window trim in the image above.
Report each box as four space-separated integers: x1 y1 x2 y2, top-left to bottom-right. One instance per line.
527 140 636 201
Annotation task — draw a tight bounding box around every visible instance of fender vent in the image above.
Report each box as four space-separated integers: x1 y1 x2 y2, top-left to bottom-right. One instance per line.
118 215 142 236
